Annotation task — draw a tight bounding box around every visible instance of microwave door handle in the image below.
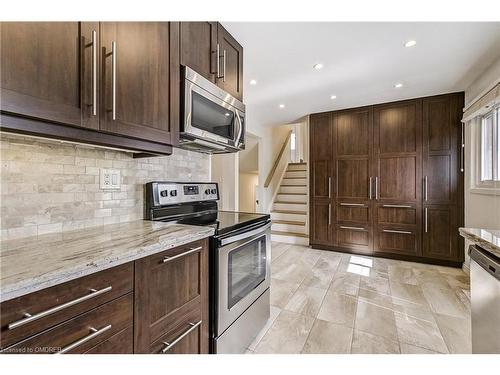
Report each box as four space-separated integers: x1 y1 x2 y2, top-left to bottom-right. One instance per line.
235 111 243 145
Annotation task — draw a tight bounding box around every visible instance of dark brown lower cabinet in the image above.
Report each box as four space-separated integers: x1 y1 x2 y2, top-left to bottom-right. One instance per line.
309 92 464 266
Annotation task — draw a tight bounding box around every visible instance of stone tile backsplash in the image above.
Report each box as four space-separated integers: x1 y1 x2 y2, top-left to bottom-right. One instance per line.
0 133 210 240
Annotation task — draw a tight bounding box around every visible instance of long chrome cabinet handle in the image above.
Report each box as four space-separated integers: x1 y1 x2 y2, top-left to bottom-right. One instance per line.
92 30 97 116
162 246 202 263
8 286 113 330
369 177 373 200
383 229 412 235
340 225 366 231
424 176 428 201
375 177 378 200
382 204 412 209
328 177 332 198
223 50 226 82
56 324 112 354
460 122 465 173
425 207 428 233
328 204 331 225
161 320 202 353
340 203 366 207
111 41 117 120
216 43 220 78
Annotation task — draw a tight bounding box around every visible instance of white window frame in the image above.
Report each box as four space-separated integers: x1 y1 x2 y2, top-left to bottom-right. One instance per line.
473 105 500 192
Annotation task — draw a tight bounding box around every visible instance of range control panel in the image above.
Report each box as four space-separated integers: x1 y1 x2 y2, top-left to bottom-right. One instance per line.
151 182 219 206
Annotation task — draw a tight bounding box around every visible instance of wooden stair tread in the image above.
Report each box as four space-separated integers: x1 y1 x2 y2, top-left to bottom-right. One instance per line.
283 177 306 179
271 230 309 238
288 162 307 165
277 192 307 196
286 169 307 172
280 184 307 187
272 220 306 226
271 210 307 215
274 201 307 205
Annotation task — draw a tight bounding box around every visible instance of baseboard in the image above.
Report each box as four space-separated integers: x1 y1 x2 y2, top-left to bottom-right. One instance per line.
272 234 309 245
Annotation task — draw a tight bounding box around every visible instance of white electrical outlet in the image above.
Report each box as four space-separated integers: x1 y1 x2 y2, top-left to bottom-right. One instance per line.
100 169 121 190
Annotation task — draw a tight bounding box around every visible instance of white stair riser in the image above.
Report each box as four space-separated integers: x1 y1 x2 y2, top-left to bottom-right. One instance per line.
273 202 307 211
279 185 307 194
285 170 307 178
281 178 307 186
271 212 307 221
287 164 307 171
276 194 307 203
272 223 307 233
271 234 309 245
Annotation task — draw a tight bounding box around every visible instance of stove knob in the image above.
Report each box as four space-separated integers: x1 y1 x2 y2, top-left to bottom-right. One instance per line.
170 190 177 197
211 188 217 194
205 189 211 195
160 190 168 197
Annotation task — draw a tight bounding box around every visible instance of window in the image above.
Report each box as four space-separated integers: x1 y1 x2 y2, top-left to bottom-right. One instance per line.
479 106 500 183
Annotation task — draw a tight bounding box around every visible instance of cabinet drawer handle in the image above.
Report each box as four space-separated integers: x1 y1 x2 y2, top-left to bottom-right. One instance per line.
340 203 365 207
424 176 428 201
382 204 412 209
223 49 226 82
425 207 428 233
383 229 412 235
92 29 97 116
328 177 332 198
111 40 117 121
328 203 331 226
7 286 113 330
216 43 221 78
375 177 379 200
369 177 373 200
56 324 112 354
162 246 202 263
161 320 202 353
339 226 366 231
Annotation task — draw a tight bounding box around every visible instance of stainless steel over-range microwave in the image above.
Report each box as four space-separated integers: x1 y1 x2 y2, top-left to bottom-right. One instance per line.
178 66 245 154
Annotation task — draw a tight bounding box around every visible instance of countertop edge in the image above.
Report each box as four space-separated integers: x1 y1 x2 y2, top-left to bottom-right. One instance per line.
0 227 214 303
459 227 500 259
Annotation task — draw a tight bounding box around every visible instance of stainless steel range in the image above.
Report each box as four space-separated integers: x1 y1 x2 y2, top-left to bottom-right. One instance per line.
145 181 271 354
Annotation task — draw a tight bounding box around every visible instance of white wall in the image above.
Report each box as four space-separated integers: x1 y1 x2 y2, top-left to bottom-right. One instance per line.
239 172 259 212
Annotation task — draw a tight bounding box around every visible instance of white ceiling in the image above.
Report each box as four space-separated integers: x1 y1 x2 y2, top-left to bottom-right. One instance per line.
222 22 500 128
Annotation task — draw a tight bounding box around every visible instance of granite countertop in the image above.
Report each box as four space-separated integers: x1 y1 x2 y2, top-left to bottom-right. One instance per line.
0 220 214 302
459 227 500 258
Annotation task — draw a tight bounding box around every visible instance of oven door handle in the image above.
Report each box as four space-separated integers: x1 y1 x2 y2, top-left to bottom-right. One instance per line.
219 222 271 247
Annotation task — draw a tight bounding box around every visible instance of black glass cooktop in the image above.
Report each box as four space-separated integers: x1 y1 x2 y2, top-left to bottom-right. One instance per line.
175 210 270 236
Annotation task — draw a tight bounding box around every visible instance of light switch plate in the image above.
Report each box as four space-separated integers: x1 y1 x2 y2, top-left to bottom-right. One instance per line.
100 168 121 190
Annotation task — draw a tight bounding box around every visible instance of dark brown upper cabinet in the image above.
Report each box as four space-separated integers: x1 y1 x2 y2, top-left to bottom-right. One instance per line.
99 22 179 146
179 22 218 83
0 22 98 130
216 24 244 101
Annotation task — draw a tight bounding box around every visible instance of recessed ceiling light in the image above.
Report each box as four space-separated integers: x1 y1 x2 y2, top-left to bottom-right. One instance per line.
330 95 337 100
404 40 417 48
394 83 403 88
249 79 257 85
313 63 324 70
279 104 285 109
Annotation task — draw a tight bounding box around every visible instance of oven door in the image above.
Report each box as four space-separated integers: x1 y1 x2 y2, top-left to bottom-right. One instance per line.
184 79 244 149
216 222 271 336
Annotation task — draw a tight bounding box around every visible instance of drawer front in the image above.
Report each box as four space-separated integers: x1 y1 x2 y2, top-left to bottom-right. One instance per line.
85 326 133 354
336 203 369 224
377 204 417 225
2 293 133 354
336 225 371 249
149 303 203 354
375 228 418 256
1 262 133 349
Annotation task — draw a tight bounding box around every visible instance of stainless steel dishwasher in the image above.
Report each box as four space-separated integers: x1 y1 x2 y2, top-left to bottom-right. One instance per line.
469 245 500 353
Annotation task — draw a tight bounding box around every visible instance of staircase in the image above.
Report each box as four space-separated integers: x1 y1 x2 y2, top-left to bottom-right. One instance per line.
271 162 309 245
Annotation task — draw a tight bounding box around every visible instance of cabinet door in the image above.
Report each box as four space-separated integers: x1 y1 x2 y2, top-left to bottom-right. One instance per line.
216 23 243 101
134 239 209 354
180 22 217 82
310 201 332 245
422 95 460 205
100 22 179 145
0 22 98 129
373 100 422 203
310 113 333 199
423 205 458 261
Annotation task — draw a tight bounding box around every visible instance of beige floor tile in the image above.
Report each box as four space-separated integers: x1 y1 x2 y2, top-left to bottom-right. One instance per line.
272 261 312 284
302 319 353 354
414 269 451 289
317 291 357 327
254 310 315 354
328 272 360 297
248 306 282 350
390 280 430 310
351 330 400 354
271 243 291 262
270 278 300 308
400 343 440 354
355 299 398 341
388 265 419 285
444 273 470 290
421 285 469 318
285 285 327 317
394 311 449 353
301 257 338 289
434 313 471 354
358 288 394 310
360 275 391 294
